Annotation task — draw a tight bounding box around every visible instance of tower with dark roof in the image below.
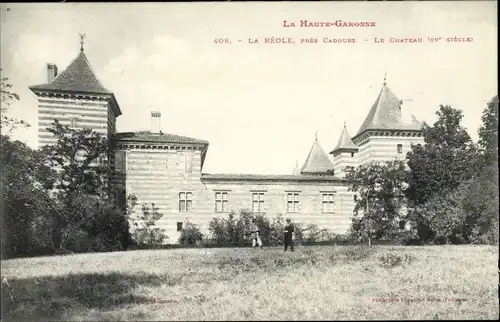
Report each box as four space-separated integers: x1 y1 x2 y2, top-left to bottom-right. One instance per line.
342 77 424 167
330 122 359 177
29 35 122 148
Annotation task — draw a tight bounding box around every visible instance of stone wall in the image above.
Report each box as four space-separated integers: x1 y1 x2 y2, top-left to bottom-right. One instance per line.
36 95 111 148
116 146 357 243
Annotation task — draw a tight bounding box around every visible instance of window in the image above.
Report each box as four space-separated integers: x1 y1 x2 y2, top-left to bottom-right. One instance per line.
252 192 265 212
178 192 193 212
70 117 79 127
354 194 358 202
177 222 183 232
397 144 403 154
351 152 355 157
322 193 335 213
215 191 228 213
286 192 300 213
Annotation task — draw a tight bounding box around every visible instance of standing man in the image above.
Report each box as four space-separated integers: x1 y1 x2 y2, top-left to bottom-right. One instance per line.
283 218 295 252
250 218 263 249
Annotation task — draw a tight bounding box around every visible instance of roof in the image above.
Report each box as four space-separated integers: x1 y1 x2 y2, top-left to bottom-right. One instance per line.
300 136 334 174
201 173 345 183
355 83 422 136
114 131 209 145
331 123 358 154
30 51 112 95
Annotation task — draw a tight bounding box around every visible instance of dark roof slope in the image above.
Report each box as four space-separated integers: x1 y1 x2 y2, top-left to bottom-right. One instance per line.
300 136 334 174
356 83 422 136
331 123 358 153
30 51 111 94
114 131 209 145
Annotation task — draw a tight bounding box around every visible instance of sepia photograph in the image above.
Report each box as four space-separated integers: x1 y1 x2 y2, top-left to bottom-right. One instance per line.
1 1 498 320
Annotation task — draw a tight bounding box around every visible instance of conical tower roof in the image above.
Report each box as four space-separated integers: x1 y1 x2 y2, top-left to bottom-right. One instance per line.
355 80 422 136
29 39 122 117
331 122 358 154
301 133 334 174
30 51 111 94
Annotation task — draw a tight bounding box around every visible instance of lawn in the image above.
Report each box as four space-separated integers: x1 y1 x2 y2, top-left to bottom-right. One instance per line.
1 245 498 321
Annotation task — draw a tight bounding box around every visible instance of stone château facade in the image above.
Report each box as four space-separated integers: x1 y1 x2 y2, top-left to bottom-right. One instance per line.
30 44 424 243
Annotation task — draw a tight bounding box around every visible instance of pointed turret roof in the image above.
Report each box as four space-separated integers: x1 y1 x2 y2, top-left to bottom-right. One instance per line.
300 133 334 174
30 42 122 117
331 122 358 154
30 51 111 94
355 81 422 136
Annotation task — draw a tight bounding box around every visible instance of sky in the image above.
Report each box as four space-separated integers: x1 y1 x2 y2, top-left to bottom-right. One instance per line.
0 1 497 174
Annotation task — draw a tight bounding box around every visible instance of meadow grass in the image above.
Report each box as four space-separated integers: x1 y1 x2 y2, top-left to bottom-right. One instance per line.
1 245 498 321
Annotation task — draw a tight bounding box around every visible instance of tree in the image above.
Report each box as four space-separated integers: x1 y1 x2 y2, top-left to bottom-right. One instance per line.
0 136 55 257
463 95 500 244
345 160 410 242
410 183 471 245
478 95 499 166
462 165 499 244
405 105 479 206
40 120 111 250
0 72 30 143
131 202 167 246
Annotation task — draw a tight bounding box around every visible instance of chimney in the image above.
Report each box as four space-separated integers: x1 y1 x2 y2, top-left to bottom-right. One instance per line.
47 63 58 83
400 99 414 124
150 111 161 133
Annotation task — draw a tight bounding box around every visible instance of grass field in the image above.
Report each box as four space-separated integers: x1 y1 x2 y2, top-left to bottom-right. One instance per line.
1 245 498 321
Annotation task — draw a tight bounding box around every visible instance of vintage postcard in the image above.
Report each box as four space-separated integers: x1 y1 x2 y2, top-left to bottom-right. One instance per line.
1 1 498 321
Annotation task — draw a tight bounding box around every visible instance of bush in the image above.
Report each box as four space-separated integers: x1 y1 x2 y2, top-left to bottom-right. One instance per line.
412 185 469 245
207 210 336 247
207 210 269 247
131 202 168 246
65 229 91 253
379 251 417 268
179 220 204 245
340 246 375 261
79 200 132 252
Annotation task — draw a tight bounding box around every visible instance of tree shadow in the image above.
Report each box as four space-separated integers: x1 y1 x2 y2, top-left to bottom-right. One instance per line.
1 272 181 321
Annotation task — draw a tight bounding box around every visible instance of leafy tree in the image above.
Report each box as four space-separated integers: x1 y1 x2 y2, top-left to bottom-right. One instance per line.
406 105 479 206
131 202 168 246
0 137 54 257
345 160 409 242
462 165 499 244
0 72 30 143
39 119 111 250
410 184 470 245
478 95 499 166
463 95 499 244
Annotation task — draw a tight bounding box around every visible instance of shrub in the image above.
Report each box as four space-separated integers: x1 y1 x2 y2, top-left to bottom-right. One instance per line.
379 251 417 268
412 186 469 245
131 203 168 246
207 211 335 247
179 220 204 245
340 246 375 261
207 210 271 247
